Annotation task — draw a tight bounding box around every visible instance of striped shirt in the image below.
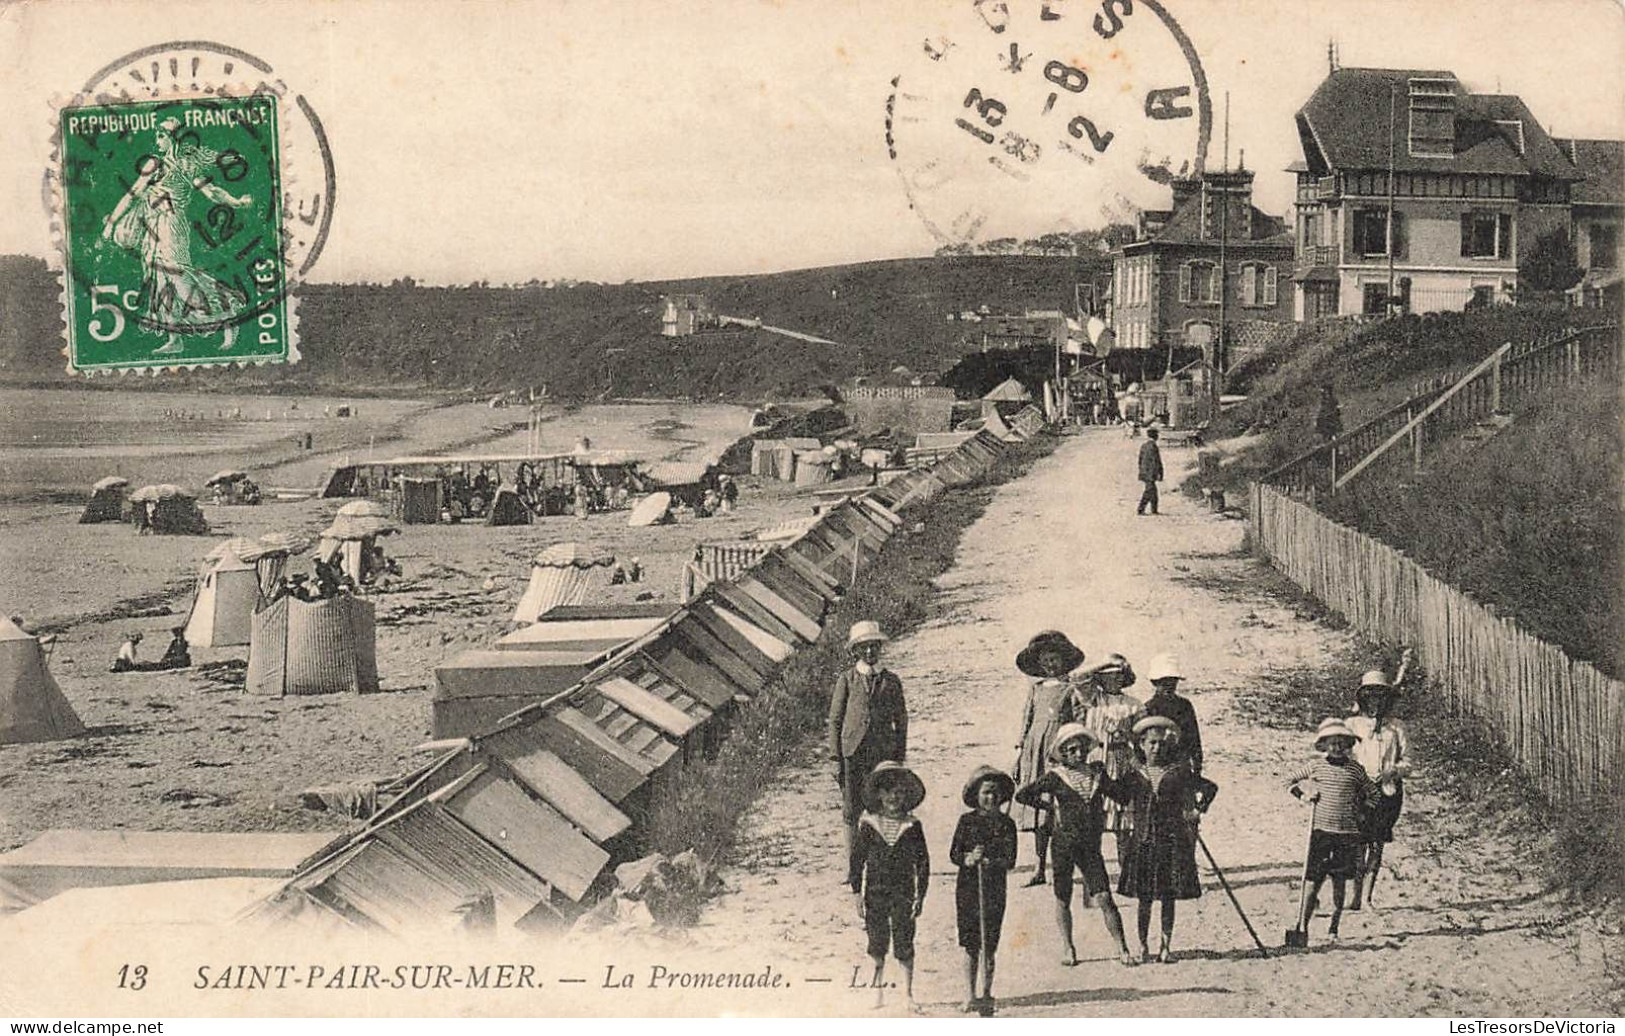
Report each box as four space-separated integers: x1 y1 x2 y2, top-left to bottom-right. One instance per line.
1285 758 1377 834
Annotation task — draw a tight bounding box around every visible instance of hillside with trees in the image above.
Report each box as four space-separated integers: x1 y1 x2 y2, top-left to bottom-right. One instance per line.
0 254 1108 399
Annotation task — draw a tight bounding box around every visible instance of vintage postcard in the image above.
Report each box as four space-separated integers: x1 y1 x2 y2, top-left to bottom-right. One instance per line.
0 0 1621 1023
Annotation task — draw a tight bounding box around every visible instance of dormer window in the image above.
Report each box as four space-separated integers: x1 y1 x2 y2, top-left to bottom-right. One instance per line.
1408 77 1457 159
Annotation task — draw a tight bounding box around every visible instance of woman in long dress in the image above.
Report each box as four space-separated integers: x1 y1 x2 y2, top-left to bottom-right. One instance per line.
100 117 254 355
1011 631 1087 887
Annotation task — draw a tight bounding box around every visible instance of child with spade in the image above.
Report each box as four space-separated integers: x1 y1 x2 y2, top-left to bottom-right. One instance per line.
950 765 1018 1012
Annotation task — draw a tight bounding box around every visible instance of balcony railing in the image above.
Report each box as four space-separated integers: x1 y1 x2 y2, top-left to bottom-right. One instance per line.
1294 245 1338 273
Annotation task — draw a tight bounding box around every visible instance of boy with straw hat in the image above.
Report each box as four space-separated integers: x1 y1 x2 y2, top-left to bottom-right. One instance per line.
950 765 1018 1013
1346 655 1412 910
829 620 909 857
1014 723 1137 967
1285 718 1379 941
849 761 930 1013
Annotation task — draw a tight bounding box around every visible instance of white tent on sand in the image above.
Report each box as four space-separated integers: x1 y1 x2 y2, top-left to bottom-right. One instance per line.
0 618 85 745
183 547 261 648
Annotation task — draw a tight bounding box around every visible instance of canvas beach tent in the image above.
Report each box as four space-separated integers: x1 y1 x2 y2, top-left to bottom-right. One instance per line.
0 617 85 745
513 543 616 625
982 377 1032 402
183 546 260 648
79 476 128 524
318 500 400 584
246 594 379 696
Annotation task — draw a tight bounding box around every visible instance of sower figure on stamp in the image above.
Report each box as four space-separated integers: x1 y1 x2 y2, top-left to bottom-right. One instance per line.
100 118 254 355
830 621 909 858
1136 426 1164 516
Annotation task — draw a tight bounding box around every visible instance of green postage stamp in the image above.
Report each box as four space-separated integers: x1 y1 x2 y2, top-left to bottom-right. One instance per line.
57 93 292 372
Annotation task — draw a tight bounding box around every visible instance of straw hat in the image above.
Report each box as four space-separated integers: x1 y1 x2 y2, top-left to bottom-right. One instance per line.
862 761 926 813
1048 722 1097 762
1359 669 1392 689
1313 717 1360 750
960 765 1015 808
847 620 888 651
1145 653 1182 683
1016 630 1085 677
1132 714 1180 739
1093 652 1137 689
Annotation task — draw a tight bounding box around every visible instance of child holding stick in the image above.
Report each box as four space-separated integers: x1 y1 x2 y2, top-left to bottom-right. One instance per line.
1014 723 1136 967
1115 716 1219 962
950 765 1018 1012
1285 718 1378 941
1346 652 1413 910
849 761 930 1012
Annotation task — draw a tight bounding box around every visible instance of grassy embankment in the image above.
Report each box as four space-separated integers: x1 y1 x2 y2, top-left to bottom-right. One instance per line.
643 433 1061 866
1195 306 1621 678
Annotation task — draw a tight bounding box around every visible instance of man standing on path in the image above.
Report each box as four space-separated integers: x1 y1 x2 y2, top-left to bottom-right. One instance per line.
830 621 910 858
1137 427 1164 516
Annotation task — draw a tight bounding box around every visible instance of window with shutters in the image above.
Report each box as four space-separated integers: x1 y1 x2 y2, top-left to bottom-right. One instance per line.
1181 260 1218 304
1264 265 1279 306
1239 263 1277 307
1460 211 1511 259
1239 265 1258 306
1353 209 1389 257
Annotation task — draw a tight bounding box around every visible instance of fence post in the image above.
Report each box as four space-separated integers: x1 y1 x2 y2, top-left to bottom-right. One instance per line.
1409 405 1421 471
1329 443 1338 496
1490 351 1503 414
1569 338 1581 375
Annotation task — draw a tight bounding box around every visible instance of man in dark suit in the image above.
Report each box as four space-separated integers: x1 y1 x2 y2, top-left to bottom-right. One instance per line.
829 620 909 855
1137 426 1164 515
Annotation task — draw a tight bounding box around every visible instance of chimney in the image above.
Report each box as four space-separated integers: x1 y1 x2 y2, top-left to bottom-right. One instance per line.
1201 169 1255 241
1407 75 1458 158
1170 177 1201 214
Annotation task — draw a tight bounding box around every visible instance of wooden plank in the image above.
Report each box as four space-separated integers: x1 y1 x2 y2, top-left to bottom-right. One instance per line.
777 547 844 595
638 643 741 710
443 768 608 902
482 734 630 843
747 559 826 626
709 580 804 643
685 602 781 675
708 603 795 663
737 576 824 642
524 710 649 802
598 677 700 737
670 616 770 692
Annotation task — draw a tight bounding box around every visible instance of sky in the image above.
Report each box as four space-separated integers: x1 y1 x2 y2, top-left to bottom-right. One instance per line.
3 0 1623 285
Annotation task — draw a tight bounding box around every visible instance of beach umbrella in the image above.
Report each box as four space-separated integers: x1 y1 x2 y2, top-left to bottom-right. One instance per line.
92 476 129 492
205 537 260 563
323 515 398 540
513 542 617 624
129 484 193 502
337 500 390 519
626 492 672 528
238 531 313 562
205 470 248 487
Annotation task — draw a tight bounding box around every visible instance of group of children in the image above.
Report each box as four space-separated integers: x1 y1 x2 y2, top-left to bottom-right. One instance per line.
838 622 1411 1013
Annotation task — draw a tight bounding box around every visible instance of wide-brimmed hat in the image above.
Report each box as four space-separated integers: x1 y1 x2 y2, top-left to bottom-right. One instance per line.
1093 652 1137 689
847 620 888 651
863 761 926 813
1016 630 1085 677
1048 722 1097 762
1313 717 1360 750
961 765 1016 808
1358 670 1393 690
1145 653 1181 682
1132 715 1180 739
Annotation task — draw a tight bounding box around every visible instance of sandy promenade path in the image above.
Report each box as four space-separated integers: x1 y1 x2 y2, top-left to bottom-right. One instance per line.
693 428 1616 1017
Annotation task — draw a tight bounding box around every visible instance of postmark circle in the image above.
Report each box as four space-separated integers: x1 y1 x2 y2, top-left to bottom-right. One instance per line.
48 41 335 369
885 0 1211 248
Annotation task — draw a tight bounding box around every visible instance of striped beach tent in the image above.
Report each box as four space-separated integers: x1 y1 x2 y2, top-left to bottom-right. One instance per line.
246 595 378 696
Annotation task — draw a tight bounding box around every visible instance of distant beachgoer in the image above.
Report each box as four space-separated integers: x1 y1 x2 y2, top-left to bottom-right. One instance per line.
1314 384 1343 442
158 627 192 670
1137 428 1163 516
719 475 739 513
110 631 142 673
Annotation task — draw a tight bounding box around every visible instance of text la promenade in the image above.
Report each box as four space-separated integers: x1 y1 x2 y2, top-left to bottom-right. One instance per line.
190 961 787 991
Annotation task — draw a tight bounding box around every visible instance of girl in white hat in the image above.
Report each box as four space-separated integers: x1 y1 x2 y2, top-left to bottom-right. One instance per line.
1285 718 1379 941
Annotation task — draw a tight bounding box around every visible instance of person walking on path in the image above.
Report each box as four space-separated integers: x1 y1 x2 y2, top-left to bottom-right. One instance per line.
1014 724 1137 967
951 765 1019 1012
1346 652 1413 911
1286 718 1379 942
1011 630 1088 887
1136 426 1164 515
830 621 910 857
1140 654 1204 774
1066 653 1145 859
848 762 930 1013
1314 383 1343 443
1115 716 1219 963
